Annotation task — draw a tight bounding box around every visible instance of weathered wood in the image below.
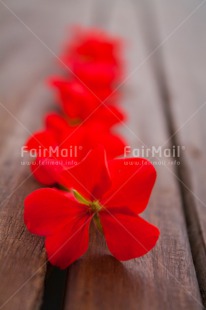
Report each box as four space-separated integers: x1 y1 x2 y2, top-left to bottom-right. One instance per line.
153 0 206 305
64 0 203 309
0 0 94 309
0 0 205 309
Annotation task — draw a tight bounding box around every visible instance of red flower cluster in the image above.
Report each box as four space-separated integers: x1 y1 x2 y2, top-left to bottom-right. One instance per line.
61 26 123 87
24 27 159 269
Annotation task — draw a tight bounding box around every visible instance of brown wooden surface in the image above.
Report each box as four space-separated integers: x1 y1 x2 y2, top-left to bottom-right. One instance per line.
154 0 206 304
0 0 93 309
0 0 205 309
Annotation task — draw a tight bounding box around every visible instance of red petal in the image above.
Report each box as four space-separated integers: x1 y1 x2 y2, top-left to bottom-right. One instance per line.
51 147 111 201
71 61 118 85
71 28 120 61
25 131 57 151
62 27 122 66
101 158 156 214
45 213 91 269
100 212 159 260
88 105 126 127
96 132 126 159
30 159 55 185
99 105 126 125
50 77 98 120
45 113 70 136
30 157 66 185
24 188 87 236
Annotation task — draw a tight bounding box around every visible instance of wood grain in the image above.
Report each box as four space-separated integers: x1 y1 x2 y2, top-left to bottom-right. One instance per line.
0 0 205 309
64 0 203 309
0 0 94 309
153 0 206 305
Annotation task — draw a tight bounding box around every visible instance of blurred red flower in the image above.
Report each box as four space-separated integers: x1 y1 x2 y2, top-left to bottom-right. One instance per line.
49 77 125 124
25 113 126 185
24 147 159 269
61 27 124 87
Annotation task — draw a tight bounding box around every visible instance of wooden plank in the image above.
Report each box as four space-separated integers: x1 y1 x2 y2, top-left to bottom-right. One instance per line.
153 0 206 305
64 0 203 309
0 0 95 309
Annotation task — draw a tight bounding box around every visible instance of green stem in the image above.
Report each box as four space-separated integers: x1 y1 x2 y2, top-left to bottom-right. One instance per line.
73 189 90 206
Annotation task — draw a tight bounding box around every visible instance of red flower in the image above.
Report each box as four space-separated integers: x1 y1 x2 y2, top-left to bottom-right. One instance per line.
61 27 123 86
49 77 124 125
25 113 126 185
24 147 159 269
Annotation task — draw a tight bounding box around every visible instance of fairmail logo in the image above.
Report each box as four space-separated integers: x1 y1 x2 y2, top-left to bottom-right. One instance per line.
124 145 185 158
21 145 83 158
